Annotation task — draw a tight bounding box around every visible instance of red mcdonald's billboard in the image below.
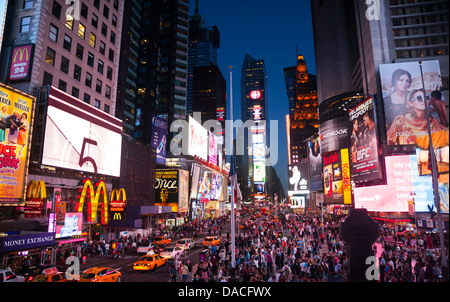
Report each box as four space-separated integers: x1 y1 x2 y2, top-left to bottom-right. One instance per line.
9 44 34 81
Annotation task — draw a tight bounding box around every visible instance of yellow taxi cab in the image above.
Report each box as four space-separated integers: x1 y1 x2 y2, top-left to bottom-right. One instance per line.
154 236 171 245
256 212 262 218
203 236 220 247
79 267 122 282
133 254 167 271
31 272 68 282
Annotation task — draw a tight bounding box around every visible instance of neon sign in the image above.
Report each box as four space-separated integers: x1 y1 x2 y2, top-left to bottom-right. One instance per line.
75 179 109 225
250 90 261 100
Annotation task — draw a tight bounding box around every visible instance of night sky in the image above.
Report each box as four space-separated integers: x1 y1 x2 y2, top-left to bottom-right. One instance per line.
189 0 317 196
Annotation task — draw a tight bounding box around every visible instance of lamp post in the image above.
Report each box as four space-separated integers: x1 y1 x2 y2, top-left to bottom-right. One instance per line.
419 61 447 269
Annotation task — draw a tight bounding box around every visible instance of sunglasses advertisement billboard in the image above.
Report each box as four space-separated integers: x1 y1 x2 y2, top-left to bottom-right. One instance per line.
379 61 447 154
354 155 449 214
348 96 384 184
322 149 351 205
0 83 34 203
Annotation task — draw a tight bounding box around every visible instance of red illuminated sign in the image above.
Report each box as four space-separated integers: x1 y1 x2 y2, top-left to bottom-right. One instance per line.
250 90 261 100
9 45 33 81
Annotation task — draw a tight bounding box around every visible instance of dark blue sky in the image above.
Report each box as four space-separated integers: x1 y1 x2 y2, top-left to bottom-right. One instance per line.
189 0 317 196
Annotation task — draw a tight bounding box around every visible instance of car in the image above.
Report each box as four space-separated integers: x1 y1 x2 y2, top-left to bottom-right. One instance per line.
31 272 69 282
79 267 122 282
137 242 156 254
133 254 167 271
396 230 416 238
160 246 184 260
0 268 25 282
17 264 61 282
176 238 195 251
203 236 220 247
154 236 171 245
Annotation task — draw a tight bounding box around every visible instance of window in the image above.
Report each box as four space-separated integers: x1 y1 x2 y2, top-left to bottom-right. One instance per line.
49 24 58 42
85 72 92 87
113 0 119 10
63 34 72 51
96 79 102 93
52 1 62 19
94 99 101 109
58 80 67 92
105 85 111 99
60 56 70 74
73 65 81 81
45 47 56 66
87 52 94 67
108 48 114 61
24 0 33 9
78 23 86 39
101 23 107 36
97 59 104 74
107 67 113 80
72 87 80 99
93 0 100 9
66 13 74 29
89 32 96 48
92 13 98 28
80 3 88 19
103 5 109 19
112 14 117 27
20 16 31 33
43 71 53 86
84 93 91 104
76 43 84 60
104 104 110 113
99 41 105 55
110 31 116 44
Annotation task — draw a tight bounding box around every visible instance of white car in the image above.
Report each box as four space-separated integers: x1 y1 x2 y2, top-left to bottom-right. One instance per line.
176 238 195 251
137 242 156 254
0 268 25 282
160 246 184 260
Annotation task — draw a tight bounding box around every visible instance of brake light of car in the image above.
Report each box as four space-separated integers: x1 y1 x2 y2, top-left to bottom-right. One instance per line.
28 276 33 281
91 278 98 282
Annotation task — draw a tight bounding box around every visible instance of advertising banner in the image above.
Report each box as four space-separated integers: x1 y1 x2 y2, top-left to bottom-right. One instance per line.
190 164 200 200
8 44 34 81
322 149 351 205
348 96 384 184
354 155 449 214
178 169 189 213
154 170 179 212
253 143 265 161
319 117 350 154
188 116 208 160
55 212 83 239
307 136 322 192
211 173 224 201
208 131 217 165
42 87 122 177
288 164 309 195
253 161 266 182
0 83 34 203
415 128 449 177
379 61 447 154
197 169 212 203
152 114 168 165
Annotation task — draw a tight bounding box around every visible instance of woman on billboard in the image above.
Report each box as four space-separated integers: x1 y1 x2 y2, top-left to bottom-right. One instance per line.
387 89 445 145
383 69 412 130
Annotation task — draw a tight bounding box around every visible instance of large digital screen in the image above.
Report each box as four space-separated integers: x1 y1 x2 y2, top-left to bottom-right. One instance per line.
253 143 265 161
188 116 208 160
379 61 447 154
307 136 322 192
197 169 212 203
253 161 266 182
42 87 122 177
323 149 351 205
319 117 350 154
415 128 449 177
211 173 224 201
0 83 35 203
154 170 179 212
55 212 83 239
152 114 168 165
288 164 309 195
348 96 384 184
209 131 217 165
354 155 449 213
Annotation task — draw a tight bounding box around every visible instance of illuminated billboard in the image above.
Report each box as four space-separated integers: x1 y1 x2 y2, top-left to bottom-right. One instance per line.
307 136 322 192
152 114 168 165
8 44 34 81
354 155 448 214
154 169 189 213
188 116 208 160
288 164 309 195
319 117 350 154
322 149 351 205
379 61 447 154
253 143 265 161
415 128 449 177
197 169 212 203
348 96 384 184
41 87 123 177
0 83 35 203
250 90 262 100
55 212 83 239
209 131 217 165
253 161 266 182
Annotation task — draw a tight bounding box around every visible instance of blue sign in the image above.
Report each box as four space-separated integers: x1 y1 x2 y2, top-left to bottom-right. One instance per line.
1 232 56 252
152 114 168 165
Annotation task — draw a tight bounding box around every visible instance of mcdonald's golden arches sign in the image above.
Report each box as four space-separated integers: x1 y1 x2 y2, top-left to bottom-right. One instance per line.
9 44 34 81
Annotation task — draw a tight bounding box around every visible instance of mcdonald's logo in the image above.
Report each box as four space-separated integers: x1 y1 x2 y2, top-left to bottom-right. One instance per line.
112 212 122 220
75 179 109 225
110 188 126 209
13 47 29 63
26 180 47 200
